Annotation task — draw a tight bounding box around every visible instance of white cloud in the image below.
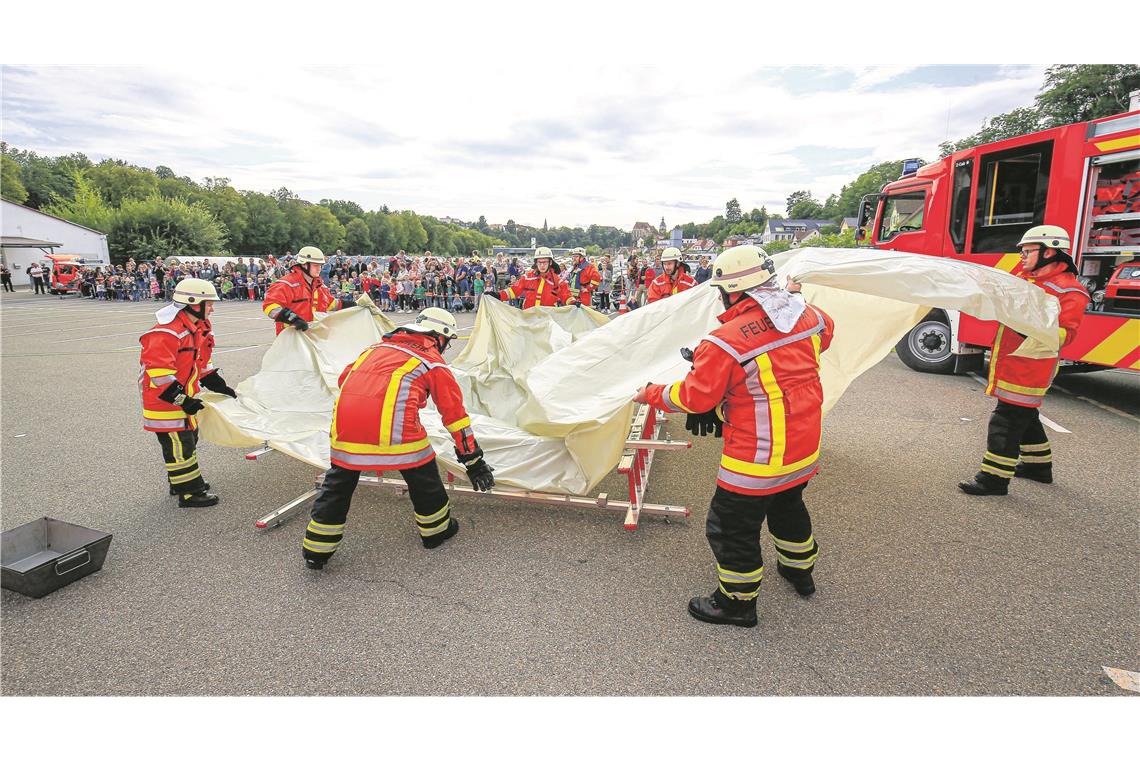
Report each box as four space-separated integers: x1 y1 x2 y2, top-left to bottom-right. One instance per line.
2 63 1050 228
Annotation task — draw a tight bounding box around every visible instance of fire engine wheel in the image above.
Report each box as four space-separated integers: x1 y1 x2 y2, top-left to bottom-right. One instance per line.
896 315 955 374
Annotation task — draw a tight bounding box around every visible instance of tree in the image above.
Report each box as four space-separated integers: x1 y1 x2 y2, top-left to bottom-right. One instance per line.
319 199 365 226
111 195 226 263
1 154 28 204
2 144 82 209
785 190 820 217
831 160 919 219
938 106 1042 157
155 166 175 180
86 160 159 207
42 171 114 232
725 198 742 223
398 211 428 253
199 185 250 250
240 191 289 255
1036 64 1140 127
344 218 372 255
302 204 346 253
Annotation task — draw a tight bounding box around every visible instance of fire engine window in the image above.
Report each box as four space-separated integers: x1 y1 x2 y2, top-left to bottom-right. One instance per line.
878 192 926 243
972 141 1053 253
949 159 973 253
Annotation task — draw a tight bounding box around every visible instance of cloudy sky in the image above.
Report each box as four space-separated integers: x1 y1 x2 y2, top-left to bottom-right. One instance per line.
2 64 1047 229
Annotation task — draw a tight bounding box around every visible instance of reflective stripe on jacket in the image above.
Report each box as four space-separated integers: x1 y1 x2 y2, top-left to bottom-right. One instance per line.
138 310 216 432
645 296 834 495
262 269 339 334
986 262 1089 408
499 270 570 308
647 271 697 303
330 332 478 471
568 262 602 305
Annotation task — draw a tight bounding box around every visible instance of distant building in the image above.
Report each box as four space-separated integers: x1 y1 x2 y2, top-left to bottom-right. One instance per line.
631 221 655 240
840 217 858 232
762 218 834 244
1 199 110 280
438 216 469 228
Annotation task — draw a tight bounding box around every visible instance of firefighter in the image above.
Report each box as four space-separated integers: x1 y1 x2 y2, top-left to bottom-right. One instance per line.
646 247 697 303
959 225 1090 496
485 247 570 309
566 247 602 308
139 278 237 508
303 307 496 569
262 246 340 334
633 245 834 628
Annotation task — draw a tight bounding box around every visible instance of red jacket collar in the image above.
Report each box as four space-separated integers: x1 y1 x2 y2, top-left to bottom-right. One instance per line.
384 330 443 360
717 294 763 324
1025 261 1067 280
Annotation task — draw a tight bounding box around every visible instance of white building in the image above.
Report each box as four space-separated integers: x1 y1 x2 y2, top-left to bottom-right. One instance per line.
2 200 110 284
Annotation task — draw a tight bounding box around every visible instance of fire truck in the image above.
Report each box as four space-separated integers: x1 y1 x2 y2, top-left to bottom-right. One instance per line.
856 105 1140 374
45 254 91 294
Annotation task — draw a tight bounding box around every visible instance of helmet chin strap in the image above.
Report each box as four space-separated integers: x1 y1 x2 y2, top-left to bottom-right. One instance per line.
186 302 208 320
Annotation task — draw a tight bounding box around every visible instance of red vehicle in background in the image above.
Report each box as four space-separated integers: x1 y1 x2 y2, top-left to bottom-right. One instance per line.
45 254 90 294
856 105 1140 374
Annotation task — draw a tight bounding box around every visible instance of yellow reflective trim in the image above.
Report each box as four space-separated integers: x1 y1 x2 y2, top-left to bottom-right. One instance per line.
379 357 422 447
263 302 283 316
146 368 177 378
772 534 815 552
306 523 345 536
505 286 517 299
980 464 1013 478
721 450 820 477
995 379 1047 396
418 519 451 537
415 502 450 524
171 432 184 462
994 254 1021 273
145 409 188 420
1019 442 1051 453
1079 321 1140 367
986 325 1003 395
776 555 817 569
536 278 545 296
1019 454 1052 463
303 538 339 553
165 456 197 470
668 382 694 413
445 416 471 433
984 451 1019 466
718 583 759 601
716 564 763 582
168 469 202 484
330 437 430 455
1094 135 1140 152
754 354 786 466
811 334 821 366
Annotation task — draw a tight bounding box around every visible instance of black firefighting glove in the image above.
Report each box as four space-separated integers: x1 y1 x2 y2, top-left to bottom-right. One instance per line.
276 307 309 331
457 446 496 492
200 371 237 398
680 346 695 369
158 381 206 415
685 409 723 438
484 291 501 300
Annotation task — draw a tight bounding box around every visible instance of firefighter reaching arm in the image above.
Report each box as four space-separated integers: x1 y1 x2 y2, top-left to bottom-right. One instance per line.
302 307 495 570
262 246 340 334
634 246 834 628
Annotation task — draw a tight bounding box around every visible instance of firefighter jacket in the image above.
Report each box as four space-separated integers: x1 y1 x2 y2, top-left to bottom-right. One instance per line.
985 261 1089 408
647 270 697 303
138 309 217 432
262 268 339 334
644 296 834 496
330 331 479 471
568 262 602 305
498 269 570 309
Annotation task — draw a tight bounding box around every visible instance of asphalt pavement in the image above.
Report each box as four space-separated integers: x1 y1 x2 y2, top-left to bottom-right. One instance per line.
1 290 1136 695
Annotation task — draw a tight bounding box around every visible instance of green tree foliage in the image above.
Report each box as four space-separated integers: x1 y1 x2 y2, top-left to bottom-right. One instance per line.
320 199 365 226
2 144 87 209
1 153 29 204
1037 64 1140 127
725 198 742 223
86 160 160 206
830 160 918 220
42 172 115 233
398 211 428 253
301 204 346 253
938 106 1042 157
111 195 226 263
197 185 249 246
344 217 372 255
786 190 824 219
240 191 289 255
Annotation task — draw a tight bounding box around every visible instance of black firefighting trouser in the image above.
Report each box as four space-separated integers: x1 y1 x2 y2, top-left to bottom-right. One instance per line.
156 429 207 494
979 400 1051 480
706 482 818 603
302 460 452 562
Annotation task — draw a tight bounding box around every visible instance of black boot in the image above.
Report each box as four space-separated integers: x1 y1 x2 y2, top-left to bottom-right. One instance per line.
777 564 816 597
171 481 210 495
304 555 328 570
422 518 459 549
178 490 219 508
687 589 757 628
1014 463 1053 484
958 471 1009 496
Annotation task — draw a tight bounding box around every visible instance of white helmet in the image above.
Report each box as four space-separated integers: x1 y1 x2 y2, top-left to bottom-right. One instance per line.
572 247 586 257
534 246 554 262
296 246 327 265
661 247 682 263
1018 225 1070 251
710 245 776 293
403 307 459 340
172 278 221 305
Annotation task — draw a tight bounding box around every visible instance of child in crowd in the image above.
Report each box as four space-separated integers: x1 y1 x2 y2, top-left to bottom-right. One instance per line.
150 276 161 299
413 279 426 310
473 273 485 309
380 277 392 311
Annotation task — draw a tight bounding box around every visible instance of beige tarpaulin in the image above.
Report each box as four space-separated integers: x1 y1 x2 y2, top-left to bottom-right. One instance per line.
198 248 1061 495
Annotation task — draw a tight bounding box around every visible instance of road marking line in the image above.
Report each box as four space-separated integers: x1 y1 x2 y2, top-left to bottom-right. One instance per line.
1052 384 1139 423
968 373 1071 433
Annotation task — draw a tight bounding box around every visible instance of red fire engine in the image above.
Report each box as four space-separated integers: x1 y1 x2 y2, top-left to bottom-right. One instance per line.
46 254 89 294
856 107 1140 374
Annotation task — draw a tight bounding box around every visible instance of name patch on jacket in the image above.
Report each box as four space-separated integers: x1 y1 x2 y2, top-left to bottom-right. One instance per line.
740 316 776 338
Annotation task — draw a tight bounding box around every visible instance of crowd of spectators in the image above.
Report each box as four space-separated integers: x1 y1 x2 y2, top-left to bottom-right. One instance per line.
19 248 717 315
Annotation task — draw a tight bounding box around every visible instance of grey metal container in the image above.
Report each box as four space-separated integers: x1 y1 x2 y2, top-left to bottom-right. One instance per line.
1 518 112 598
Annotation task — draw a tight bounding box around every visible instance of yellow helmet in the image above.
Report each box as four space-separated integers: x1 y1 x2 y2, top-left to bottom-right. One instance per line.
710 245 776 292
404 307 459 340
296 246 326 265
172 278 220 305
1018 225 1070 251
661 247 682 263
